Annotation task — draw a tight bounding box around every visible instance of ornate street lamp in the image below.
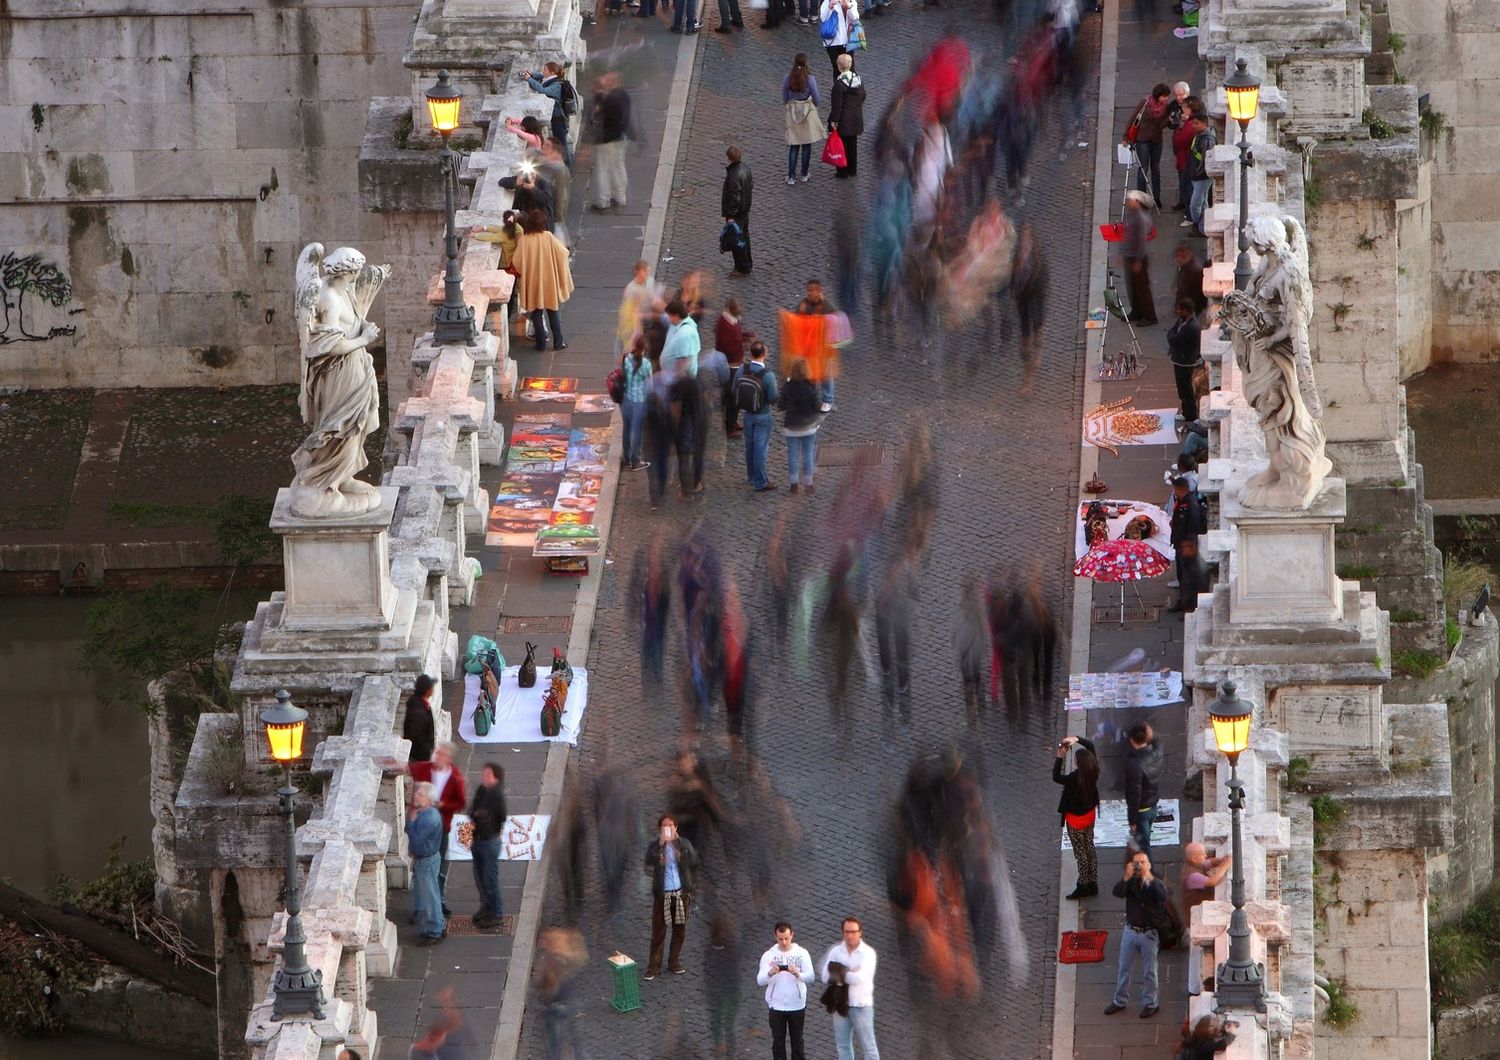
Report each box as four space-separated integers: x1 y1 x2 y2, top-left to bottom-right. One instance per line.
260 690 326 1021
1207 680 1267 1012
425 70 477 346
1224 59 1262 292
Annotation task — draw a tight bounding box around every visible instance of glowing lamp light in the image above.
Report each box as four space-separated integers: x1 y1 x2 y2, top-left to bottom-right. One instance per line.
1224 58 1262 129
425 70 463 136
1208 680 1254 762
260 689 308 764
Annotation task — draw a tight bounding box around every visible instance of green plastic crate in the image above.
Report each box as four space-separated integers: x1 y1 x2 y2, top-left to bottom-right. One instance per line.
610 955 642 1012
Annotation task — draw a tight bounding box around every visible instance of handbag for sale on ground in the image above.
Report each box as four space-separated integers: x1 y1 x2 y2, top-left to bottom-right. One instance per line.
519 642 539 688
550 646 575 683
474 687 495 737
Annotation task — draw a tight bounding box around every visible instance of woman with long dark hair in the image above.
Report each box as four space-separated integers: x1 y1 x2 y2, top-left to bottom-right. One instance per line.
512 209 574 351
782 54 825 185
1054 734 1100 899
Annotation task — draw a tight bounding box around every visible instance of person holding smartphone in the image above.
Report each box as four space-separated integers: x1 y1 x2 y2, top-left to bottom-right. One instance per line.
757 921 815 1060
643 814 700 979
1106 851 1168 1019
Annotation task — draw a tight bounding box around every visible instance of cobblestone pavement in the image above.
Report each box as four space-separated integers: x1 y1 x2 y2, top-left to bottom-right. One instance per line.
516 3 1103 1057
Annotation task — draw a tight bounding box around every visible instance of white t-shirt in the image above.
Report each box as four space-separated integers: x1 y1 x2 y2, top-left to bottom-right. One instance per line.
757 943 815 1010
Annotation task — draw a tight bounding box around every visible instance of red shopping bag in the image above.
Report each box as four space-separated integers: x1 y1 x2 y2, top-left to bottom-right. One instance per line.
822 129 848 169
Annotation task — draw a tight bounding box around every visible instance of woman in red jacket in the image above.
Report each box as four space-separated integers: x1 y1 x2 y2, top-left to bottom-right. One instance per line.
715 297 746 438
1171 93 1202 216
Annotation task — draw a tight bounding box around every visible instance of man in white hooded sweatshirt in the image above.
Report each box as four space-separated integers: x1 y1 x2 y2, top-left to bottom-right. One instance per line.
757 921 816 1060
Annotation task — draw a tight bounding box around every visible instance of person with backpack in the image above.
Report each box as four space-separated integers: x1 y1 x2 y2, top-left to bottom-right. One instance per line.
1186 111 1217 236
1167 475 1206 613
818 0 860 72
1105 850 1168 1019
778 358 822 493
523 62 577 170
739 340 780 492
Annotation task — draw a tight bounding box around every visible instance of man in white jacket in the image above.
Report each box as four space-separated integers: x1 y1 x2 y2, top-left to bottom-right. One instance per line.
757 922 815 1060
820 917 880 1060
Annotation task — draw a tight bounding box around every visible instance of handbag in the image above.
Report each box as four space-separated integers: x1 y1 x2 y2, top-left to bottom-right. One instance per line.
1063 808 1097 830
474 685 495 738
819 7 841 44
518 642 538 688
822 129 848 169
846 18 867 51
1124 98 1148 144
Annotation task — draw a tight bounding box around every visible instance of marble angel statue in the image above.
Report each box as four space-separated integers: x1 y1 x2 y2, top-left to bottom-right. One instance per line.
1219 214 1331 510
289 244 391 518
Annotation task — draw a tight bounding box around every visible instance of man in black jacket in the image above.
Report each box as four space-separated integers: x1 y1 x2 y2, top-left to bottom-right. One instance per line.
468 762 508 926
1124 722 1164 860
1106 850 1167 1018
721 146 753 275
590 73 632 211
402 674 436 764
1167 298 1202 422
1168 476 1206 613
643 814 700 979
498 169 555 230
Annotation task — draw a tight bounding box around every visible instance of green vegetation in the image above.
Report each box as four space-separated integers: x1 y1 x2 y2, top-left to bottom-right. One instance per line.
1447 617 1463 653
1421 108 1447 138
1430 883 1500 1006
1329 302 1353 331
452 134 483 153
1355 233 1377 251
393 109 415 150
1336 563 1379 580
1389 607 1425 624
1311 795 1347 847
107 500 218 527
82 584 224 714
1387 31 1406 54
0 920 95 1036
1285 755 1311 791
30 102 44 132
1443 556 1493 612
1393 649 1444 678
1304 177 1322 219
1322 977 1360 1028
46 838 154 918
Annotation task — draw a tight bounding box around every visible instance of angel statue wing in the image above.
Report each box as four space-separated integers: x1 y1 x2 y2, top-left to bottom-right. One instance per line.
348 258 392 324
1282 216 1324 418
293 243 325 424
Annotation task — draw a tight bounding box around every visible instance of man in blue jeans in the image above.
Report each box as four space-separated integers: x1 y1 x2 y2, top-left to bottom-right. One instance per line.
1124 721 1163 861
820 916 880 1059
468 762 508 927
738 340 779 492
1106 851 1167 1018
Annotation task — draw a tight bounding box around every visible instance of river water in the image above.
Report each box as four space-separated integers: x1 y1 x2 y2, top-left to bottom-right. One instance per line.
0 593 254 1059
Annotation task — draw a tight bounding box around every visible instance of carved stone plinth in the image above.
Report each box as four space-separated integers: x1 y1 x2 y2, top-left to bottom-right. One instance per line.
271 487 398 633
1222 470 1345 626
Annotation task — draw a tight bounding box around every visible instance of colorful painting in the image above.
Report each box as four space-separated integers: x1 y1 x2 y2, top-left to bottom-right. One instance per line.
574 393 618 414
518 377 580 403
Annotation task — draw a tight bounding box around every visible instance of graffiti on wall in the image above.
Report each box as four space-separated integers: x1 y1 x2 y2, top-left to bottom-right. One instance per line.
0 253 80 343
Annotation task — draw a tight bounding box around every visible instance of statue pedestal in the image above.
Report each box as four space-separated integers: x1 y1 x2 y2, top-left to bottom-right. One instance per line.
270 487 398 633
1222 468 1345 626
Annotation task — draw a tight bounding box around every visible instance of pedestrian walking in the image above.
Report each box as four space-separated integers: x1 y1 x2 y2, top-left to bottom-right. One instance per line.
874 553 916 710
1123 722 1164 859
957 576 990 726
1122 191 1157 325
717 299 748 437
661 298 702 381
535 927 589 1060
1168 298 1203 422
707 915 743 1056
1167 475 1206 613
616 259 655 357
537 139 572 248
1122 81 1171 207
714 0 745 31
1186 111 1217 236
406 782 446 945
410 742 466 916
673 368 707 495
820 917 880 1060
467 762 508 925
1012 223 1047 395
594 762 641 917
723 146 754 275
793 279 839 410
646 370 677 511
758 921 815 1060
620 337 654 471
829 54 866 178
512 209 574 351
779 359 822 493
402 674 437 764
1054 734 1101 899
1105 850 1167 1018
817 0 860 71
590 72 632 210
643 814 701 979
637 0 659 20
522 61 577 169
739 340 780 491
783 55 826 186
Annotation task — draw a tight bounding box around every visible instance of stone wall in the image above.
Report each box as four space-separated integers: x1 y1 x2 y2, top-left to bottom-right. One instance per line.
1388 0 1500 367
0 0 417 390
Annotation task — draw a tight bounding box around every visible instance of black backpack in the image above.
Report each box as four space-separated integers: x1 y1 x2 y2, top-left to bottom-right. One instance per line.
560 79 579 117
735 365 767 414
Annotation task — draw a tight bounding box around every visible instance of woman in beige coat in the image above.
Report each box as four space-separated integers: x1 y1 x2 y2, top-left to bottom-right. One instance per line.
511 209 575 351
782 53 826 185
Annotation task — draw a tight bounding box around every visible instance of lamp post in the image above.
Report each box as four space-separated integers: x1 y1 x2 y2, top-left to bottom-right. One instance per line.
1224 58 1262 291
426 70 477 346
260 689 326 1021
1207 680 1267 1012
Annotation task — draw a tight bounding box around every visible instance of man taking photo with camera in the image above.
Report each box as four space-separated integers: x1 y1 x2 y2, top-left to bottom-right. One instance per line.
1106 850 1169 1019
757 921 815 1060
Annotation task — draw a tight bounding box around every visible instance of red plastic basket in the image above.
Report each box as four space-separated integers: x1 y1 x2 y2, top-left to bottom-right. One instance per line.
1058 930 1110 964
1099 222 1158 243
